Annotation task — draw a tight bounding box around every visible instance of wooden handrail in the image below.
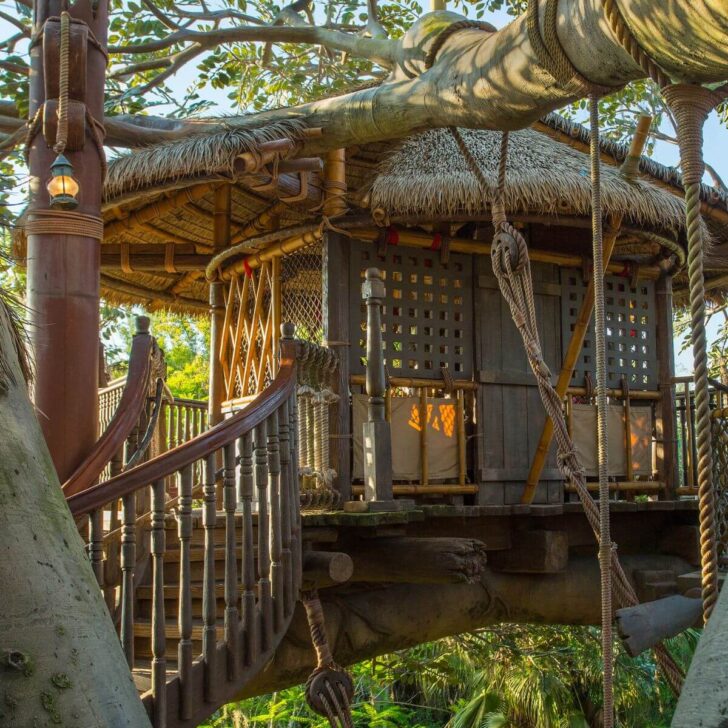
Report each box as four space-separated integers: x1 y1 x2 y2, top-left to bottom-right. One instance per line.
68 344 297 517
63 323 156 497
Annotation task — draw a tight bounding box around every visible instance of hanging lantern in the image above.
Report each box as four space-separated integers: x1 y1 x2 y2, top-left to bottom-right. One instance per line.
46 154 79 210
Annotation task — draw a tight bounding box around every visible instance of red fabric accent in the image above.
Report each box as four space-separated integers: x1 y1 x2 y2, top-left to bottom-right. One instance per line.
243 259 253 278
617 265 630 278
431 232 442 251
387 226 399 246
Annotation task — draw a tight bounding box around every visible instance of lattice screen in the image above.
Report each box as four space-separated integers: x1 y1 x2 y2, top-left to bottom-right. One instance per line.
560 269 658 389
281 242 323 344
349 239 473 379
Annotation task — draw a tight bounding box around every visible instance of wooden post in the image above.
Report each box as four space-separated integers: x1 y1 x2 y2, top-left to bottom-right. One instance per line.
419 388 429 487
361 268 399 509
209 185 230 427
323 232 352 502
655 273 678 497
27 0 108 481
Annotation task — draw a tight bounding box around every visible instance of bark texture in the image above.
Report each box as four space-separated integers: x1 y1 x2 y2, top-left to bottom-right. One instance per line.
0 311 151 727
238 553 694 699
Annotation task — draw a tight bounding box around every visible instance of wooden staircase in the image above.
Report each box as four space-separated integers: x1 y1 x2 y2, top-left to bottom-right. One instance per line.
66 333 311 727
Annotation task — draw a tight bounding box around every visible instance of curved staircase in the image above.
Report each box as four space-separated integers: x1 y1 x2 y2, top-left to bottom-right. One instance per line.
66 331 311 727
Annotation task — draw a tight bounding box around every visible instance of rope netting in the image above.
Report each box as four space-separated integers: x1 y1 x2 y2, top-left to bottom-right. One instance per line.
282 242 324 345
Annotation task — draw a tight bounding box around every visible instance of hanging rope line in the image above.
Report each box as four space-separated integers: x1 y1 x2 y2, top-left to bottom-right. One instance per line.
302 591 355 728
662 83 723 621
589 91 614 726
54 11 71 155
449 126 685 699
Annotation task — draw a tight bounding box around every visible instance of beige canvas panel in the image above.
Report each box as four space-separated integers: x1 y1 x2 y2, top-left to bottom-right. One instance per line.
352 393 459 481
571 402 653 477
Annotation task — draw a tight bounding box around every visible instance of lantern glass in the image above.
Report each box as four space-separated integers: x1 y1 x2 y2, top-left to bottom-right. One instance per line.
46 154 80 210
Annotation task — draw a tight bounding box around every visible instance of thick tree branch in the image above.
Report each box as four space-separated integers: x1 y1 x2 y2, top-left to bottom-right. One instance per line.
0 8 30 35
110 24 397 68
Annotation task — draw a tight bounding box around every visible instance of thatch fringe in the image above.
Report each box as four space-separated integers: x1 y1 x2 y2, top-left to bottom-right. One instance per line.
370 128 694 239
104 118 311 200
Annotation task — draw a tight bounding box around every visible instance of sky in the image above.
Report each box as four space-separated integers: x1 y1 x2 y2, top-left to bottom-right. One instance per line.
2 4 727 373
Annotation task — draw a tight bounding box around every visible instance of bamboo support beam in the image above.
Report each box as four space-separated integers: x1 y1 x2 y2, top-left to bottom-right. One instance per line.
105 183 214 242
350 373 478 390
456 389 466 487
521 215 623 504
420 388 429 488
564 481 663 493
352 485 478 495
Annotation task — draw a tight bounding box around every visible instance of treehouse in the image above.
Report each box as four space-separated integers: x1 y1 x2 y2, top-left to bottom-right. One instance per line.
14 111 728 726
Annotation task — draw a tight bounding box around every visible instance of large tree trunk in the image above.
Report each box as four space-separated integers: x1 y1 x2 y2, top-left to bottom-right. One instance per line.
100 0 728 150
237 553 694 699
0 307 151 727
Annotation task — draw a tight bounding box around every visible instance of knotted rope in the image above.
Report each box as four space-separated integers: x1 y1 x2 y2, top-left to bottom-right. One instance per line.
54 11 71 156
302 591 354 728
595 0 721 627
661 83 723 622
450 126 685 700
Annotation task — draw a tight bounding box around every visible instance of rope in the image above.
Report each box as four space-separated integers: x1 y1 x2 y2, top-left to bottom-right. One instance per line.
451 125 685 697
527 0 618 97
599 0 670 89
590 92 614 727
662 83 721 622
24 209 104 240
54 11 71 155
423 19 496 70
302 591 354 728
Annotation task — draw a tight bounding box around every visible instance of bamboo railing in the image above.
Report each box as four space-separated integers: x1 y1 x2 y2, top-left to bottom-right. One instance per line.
67 332 302 728
350 373 477 496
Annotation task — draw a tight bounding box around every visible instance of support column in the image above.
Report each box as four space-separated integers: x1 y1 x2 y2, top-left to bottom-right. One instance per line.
360 268 413 512
27 0 108 481
655 271 678 497
209 184 231 427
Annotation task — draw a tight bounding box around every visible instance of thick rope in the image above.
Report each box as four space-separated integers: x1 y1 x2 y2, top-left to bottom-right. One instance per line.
302 591 354 728
527 0 618 97
54 11 71 155
662 83 721 622
24 209 104 240
599 0 670 88
451 127 685 696
423 19 496 70
590 93 614 728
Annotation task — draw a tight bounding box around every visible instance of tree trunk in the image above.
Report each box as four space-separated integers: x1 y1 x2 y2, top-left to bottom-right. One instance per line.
238 553 694 699
0 308 151 727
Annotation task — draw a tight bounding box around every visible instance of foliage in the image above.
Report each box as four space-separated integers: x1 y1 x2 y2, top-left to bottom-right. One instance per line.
201 625 698 728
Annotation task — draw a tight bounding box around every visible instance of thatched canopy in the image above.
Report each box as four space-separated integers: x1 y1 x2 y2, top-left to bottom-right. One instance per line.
16 113 728 312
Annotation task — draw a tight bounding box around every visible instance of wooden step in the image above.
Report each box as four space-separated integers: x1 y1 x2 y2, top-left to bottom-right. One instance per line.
136 581 252 619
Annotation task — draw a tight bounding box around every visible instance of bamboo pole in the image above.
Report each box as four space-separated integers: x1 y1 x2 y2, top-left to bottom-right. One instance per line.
684 381 695 491
420 389 429 488
564 481 663 493
621 377 634 483
350 373 478 390
456 389 466 487
352 485 478 496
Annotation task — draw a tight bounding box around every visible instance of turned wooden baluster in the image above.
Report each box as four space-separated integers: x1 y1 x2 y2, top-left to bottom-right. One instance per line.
202 453 218 703
89 508 104 586
289 390 302 594
150 477 167 728
278 398 294 614
267 411 284 631
177 464 193 720
120 491 136 668
255 421 273 650
238 431 258 666
223 442 240 679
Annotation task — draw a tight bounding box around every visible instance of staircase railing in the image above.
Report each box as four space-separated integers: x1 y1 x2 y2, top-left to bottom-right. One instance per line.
64 316 167 497
67 330 301 728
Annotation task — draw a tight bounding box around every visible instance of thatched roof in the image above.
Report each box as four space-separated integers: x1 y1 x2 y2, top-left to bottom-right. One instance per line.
370 126 690 236
14 112 728 311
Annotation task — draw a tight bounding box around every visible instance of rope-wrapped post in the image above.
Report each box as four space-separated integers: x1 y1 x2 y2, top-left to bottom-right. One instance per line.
662 83 721 623
302 590 354 728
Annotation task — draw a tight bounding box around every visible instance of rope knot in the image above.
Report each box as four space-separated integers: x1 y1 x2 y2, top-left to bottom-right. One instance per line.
662 84 720 185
